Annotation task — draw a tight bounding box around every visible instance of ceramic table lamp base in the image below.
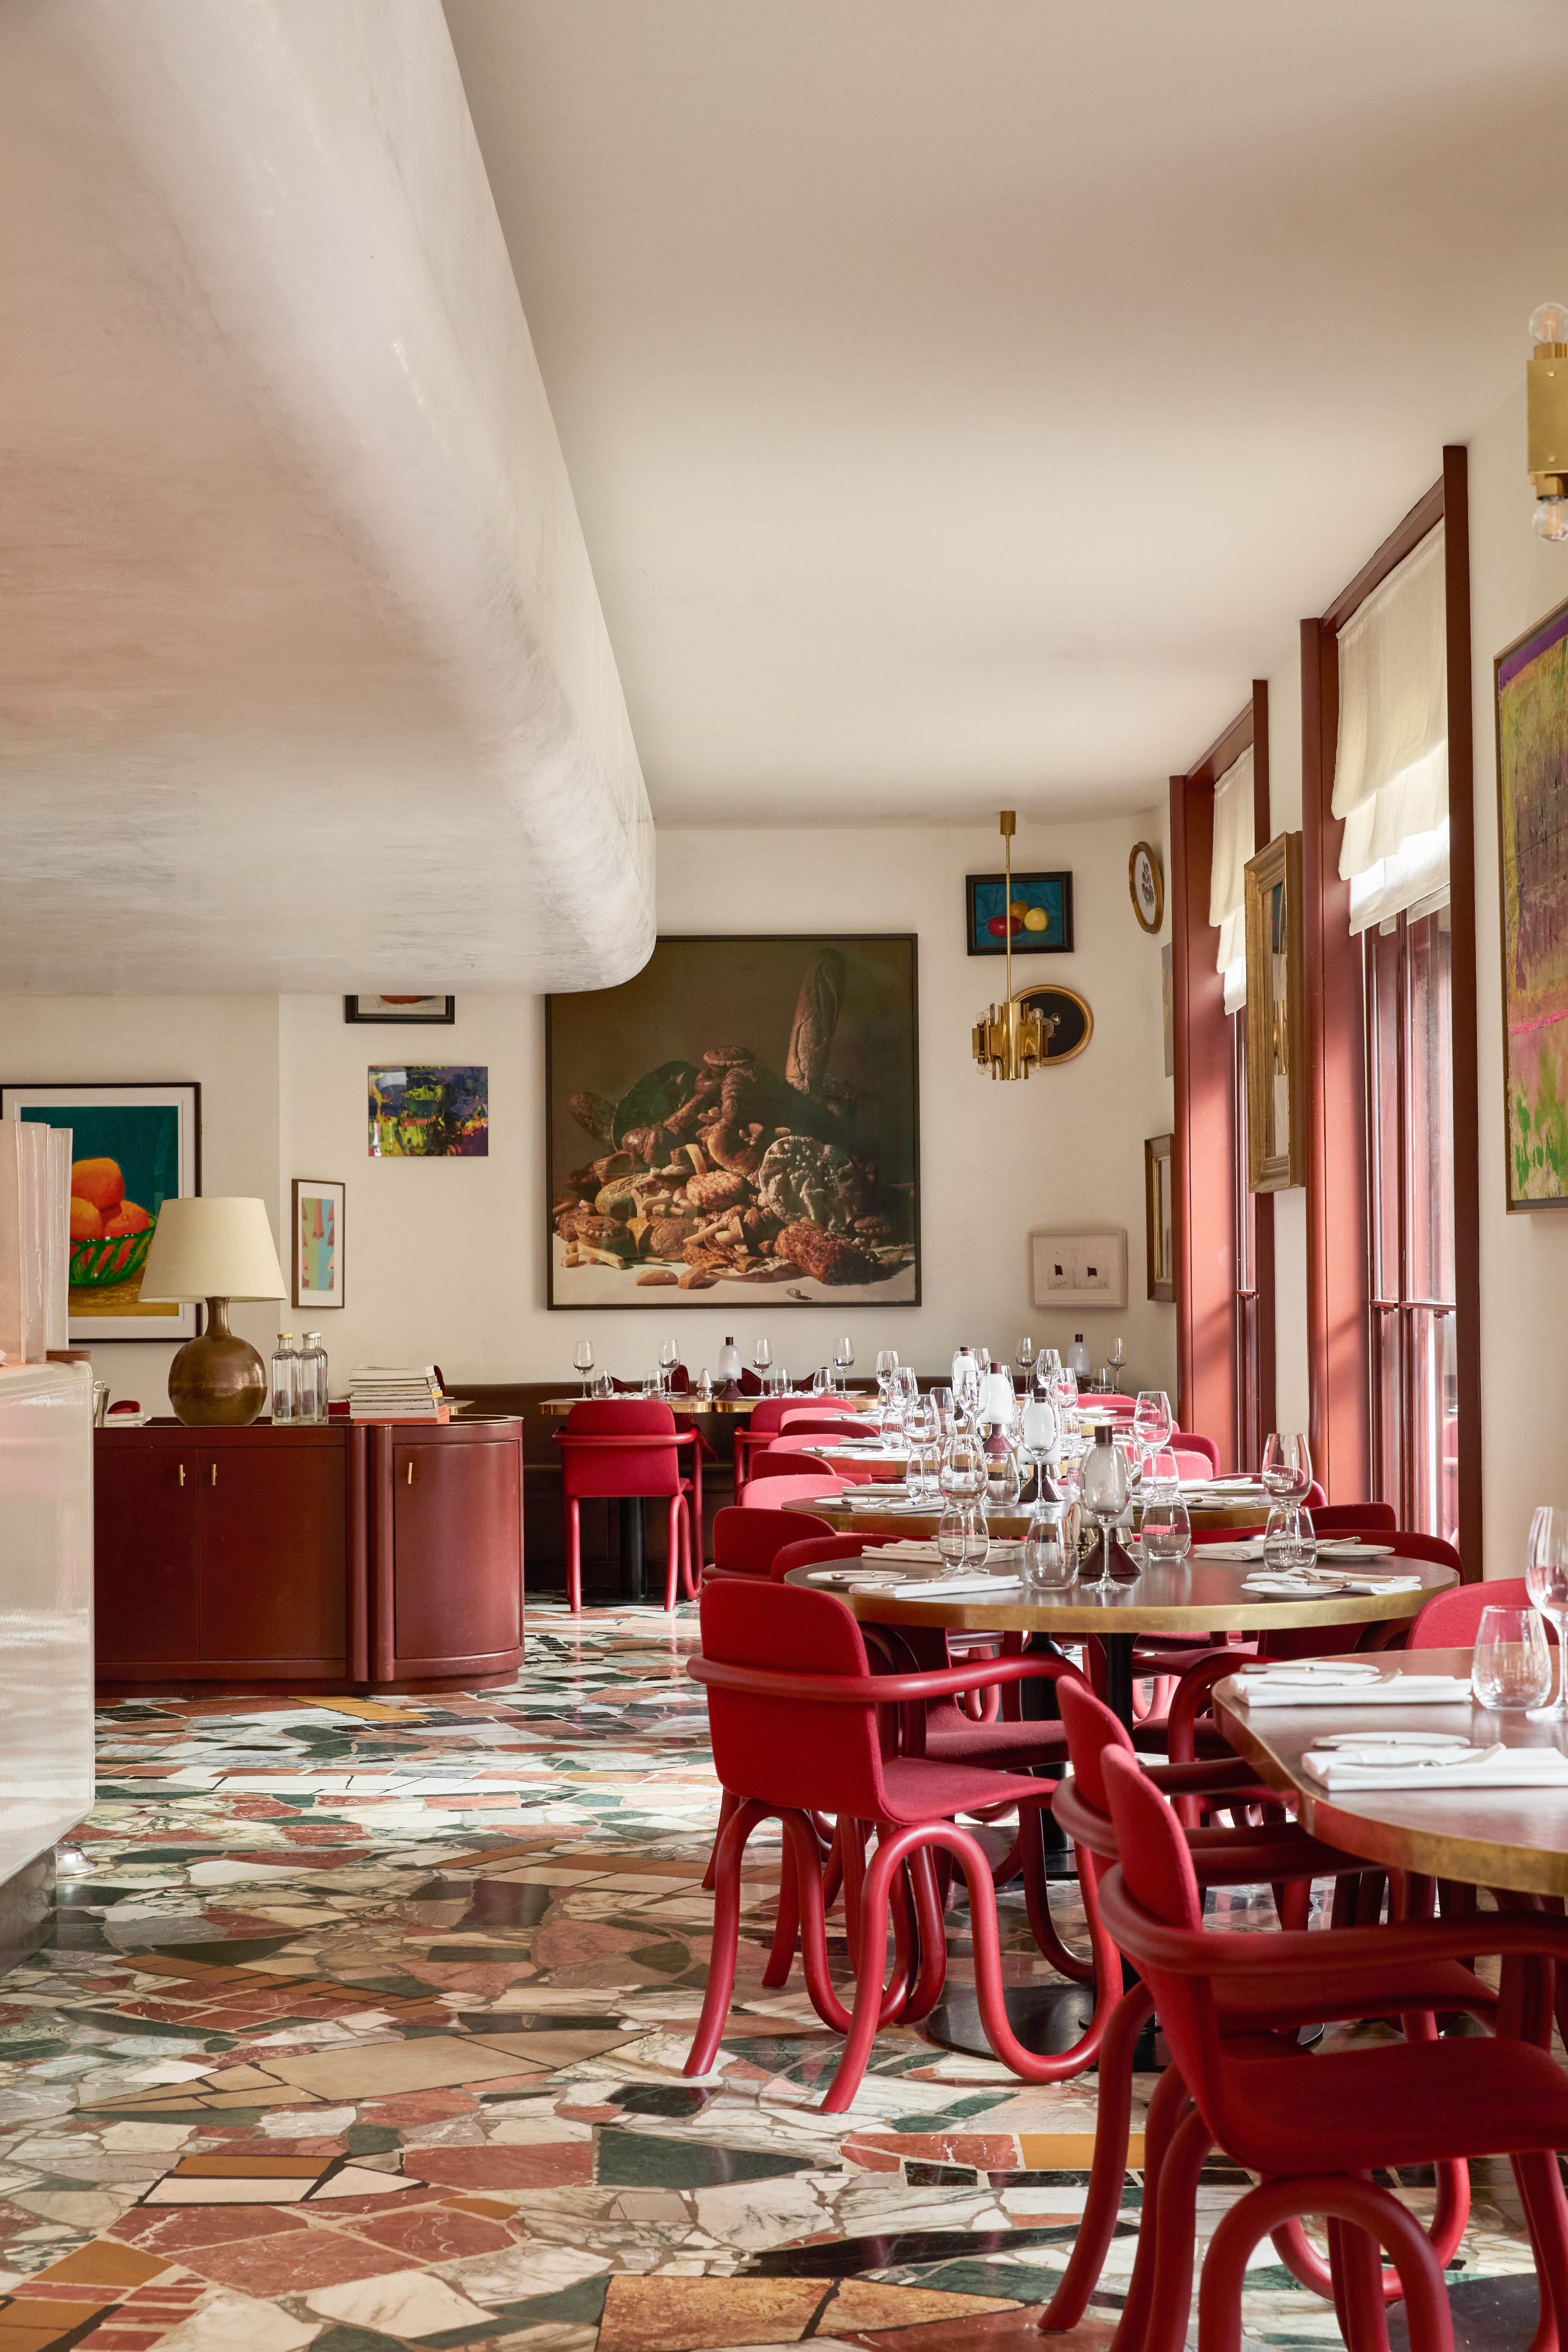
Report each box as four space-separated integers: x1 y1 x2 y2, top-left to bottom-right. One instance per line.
167 1297 266 1427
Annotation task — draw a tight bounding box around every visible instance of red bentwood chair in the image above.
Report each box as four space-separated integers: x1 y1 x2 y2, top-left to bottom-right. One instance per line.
552 1401 701 1613
686 1577 1122 2103
1041 1681 1493 2337
1098 1745 1568 2352
707 1505 837 1580
1410 1573 1557 1648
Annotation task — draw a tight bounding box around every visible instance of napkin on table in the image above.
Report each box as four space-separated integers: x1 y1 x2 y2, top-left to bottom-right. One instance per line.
1304 1743 1568 1789
893 1574 1024 1598
1230 1666 1472 1708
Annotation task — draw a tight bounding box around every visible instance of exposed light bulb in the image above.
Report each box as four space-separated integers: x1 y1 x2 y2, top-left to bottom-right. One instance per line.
1534 497 1568 543
1531 301 1568 347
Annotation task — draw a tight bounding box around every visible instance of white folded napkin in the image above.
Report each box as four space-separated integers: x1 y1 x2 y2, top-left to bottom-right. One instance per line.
893 1574 1024 1598
1205 1539 1395 1563
1304 1742 1568 1789
803 1565 901 1586
1232 1667 1472 1708
876 1538 1024 1564
1242 1572 1423 1597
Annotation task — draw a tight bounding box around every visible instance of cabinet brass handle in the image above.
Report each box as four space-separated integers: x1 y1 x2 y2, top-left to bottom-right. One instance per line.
406 1461 413 1485
178 1465 185 1487
211 1463 217 1487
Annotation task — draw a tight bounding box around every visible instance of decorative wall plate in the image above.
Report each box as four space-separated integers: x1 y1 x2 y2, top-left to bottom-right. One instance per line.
1011 982 1093 1066
1129 841 1164 932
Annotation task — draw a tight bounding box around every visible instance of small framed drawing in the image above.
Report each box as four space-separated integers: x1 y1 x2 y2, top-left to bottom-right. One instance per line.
1027 1227 1128 1311
0 1080 201 1342
1144 1134 1174 1303
345 996 456 1024
292 1178 345 1309
1243 830 1305 1191
1129 842 1164 933
966 871 1073 956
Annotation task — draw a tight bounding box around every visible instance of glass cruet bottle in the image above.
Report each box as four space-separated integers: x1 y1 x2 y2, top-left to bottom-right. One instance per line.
299 1331 328 1424
270 1332 298 1424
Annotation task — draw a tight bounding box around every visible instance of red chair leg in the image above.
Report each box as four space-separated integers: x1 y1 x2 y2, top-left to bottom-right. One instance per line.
1510 2146 1568 2352
1041 1981 1155 2328
702 1788 739 1892
1018 1810 1094 1985
1200 2179 1453 2352
841 1815 868 1972
821 1820 845 1911
899 1844 950 2023
763 1836 803 1988
664 1496 680 1611
566 1497 582 1612
1105 2054 1196 2352
1134 2102 1213 2352
685 1796 769 2075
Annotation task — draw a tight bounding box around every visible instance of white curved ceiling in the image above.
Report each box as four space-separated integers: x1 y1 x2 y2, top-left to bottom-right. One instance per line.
0 0 653 994
444 0 1568 826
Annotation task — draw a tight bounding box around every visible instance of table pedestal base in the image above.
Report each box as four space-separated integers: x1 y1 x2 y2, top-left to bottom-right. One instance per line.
924 1982 1164 2070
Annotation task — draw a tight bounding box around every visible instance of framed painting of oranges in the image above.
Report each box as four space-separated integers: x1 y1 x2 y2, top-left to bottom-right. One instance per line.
965 869 1073 957
0 1082 200 1341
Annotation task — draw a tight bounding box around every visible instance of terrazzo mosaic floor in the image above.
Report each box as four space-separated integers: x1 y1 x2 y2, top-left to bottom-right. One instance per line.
0 1604 1546 2352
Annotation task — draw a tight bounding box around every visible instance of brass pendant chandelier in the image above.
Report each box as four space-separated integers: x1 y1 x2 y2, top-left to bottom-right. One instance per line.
973 811 1046 1081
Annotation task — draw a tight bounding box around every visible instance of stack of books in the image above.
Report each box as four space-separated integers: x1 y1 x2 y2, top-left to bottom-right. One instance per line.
348 1366 449 1423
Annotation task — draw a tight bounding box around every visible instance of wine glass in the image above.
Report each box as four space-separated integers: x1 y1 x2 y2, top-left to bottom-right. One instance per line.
573 1339 595 1397
1016 1336 1036 1382
931 1385 956 1438
1079 1431 1130 1586
1133 1390 1172 1483
951 1349 982 1425
1020 1396 1057 1501
1525 1507 1568 1721
1023 1500 1074 1589
834 1334 855 1390
875 1349 899 1408
1139 1489 1191 1565
660 1338 679 1395
753 1337 772 1382
1262 1432 1313 1505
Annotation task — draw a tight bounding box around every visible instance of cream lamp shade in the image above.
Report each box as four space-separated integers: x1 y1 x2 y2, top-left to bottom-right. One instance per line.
140 1197 287 1302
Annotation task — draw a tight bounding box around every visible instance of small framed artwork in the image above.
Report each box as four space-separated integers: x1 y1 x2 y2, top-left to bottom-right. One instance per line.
1028 1227 1128 1311
1497 595 1568 1207
1244 830 1305 1191
0 1081 201 1342
292 1178 345 1309
966 871 1073 956
1144 1133 1174 1303
1012 982 1093 1066
369 1066 488 1157
1129 842 1164 933
345 996 456 1024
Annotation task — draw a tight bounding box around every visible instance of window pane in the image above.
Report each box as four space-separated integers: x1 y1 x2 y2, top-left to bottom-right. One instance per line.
1410 1307 1459 1545
1364 927 1401 1303
1406 908 1455 1309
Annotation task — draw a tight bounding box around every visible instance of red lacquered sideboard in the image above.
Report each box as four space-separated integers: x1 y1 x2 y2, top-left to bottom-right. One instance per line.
93 1417 524 1695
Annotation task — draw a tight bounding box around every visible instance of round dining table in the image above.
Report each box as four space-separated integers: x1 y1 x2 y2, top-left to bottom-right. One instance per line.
1215 1645 1568 1898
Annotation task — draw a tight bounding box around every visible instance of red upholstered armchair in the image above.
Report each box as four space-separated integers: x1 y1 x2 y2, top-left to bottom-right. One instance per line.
552 1400 701 1612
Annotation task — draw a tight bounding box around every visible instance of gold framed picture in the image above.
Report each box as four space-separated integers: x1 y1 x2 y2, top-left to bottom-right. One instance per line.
1243 831 1305 1192
1144 1132 1174 1302
1129 841 1164 933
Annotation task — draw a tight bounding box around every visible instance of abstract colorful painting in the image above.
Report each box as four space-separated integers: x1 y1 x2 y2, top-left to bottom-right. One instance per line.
546 934 919 1307
369 1066 488 1157
1497 597 1568 1207
0 1082 200 1340
292 1177 345 1307
966 869 1074 955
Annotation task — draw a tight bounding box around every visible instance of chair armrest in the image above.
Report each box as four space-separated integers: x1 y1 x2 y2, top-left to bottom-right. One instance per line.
688 1653 1089 1705
1098 1867 1568 1975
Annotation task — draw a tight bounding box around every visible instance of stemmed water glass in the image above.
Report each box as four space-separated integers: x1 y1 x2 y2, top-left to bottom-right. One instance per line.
753 1338 772 1385
1525 1507 1568 1721
573 1339 594 1397
659 1338 679 1395
1079 1430 1130 1586
951 1348 982 1425
1016 1336 1037 1383
834 1334 855 1390
1262 1432 1313 1505
1133 1389 1172 1483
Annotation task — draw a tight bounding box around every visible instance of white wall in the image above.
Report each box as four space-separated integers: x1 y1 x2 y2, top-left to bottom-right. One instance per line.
3 816 1175 1409
1468 383 1568 1576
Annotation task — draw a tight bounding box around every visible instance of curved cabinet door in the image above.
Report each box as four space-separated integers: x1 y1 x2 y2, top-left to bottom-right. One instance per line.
389 1438 522 1675
95 1439 198 1665
198 1444 347 1668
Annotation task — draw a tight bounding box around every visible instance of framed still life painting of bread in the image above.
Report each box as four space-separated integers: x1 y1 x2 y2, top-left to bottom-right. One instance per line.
545 935 920 1307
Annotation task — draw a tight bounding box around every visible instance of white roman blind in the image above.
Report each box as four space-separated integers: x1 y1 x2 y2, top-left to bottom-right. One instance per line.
1209 743 1254 1012
1333 521 1448 934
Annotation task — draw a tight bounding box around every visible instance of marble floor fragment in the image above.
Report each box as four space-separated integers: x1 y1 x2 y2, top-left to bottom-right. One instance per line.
0 1604 1539 2352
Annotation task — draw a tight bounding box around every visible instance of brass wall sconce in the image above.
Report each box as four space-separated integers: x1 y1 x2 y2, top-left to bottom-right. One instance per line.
1528 301 1568 542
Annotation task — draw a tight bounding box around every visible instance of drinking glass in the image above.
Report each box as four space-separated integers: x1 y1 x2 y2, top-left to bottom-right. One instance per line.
753 1338 772 1381
1262 1431 1313 1504
1144 1447 1181 1496
937 1506 968 1576
904 1400 938 1500
573 1340 594 1397
1079 1435 1130 1586
1016 1336 1036 1381
1286 1506 1318 1569
930 1385 956 1439
642 1368 660 1396
834 1335 855 1389
1139 1491 1192 1564
660 1339 679 1394
951 1348 982 1423
940 1429 986 1505
985 1439 1023 1513
1473 1605 1553 1712
976 1347 991 1377
1020 1397 1057 1500
960 1507 991 1574
1525 1505 1568 1720
1023 1501 1075 1589
1262 1505 1298 1571
1133 1389 1172 1482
